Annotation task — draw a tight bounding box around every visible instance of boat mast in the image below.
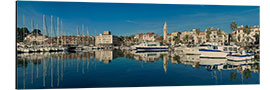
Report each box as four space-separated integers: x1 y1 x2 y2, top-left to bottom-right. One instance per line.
22 15 25 43
50 15 53 46
86 27 89 45
31 17 33 33
86 27 89 36
76 26 79 45
31 17 35 45
57 17 59 46
43 15 47 46
82 24 84 45
82 24 84 35
61 20 63 46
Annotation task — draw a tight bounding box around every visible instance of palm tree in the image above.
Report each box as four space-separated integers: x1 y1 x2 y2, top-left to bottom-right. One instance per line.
183 35 189 43
196 28 200 35
230 21 237 32
206 29 211 41
244 24 251 35
230 21 237 43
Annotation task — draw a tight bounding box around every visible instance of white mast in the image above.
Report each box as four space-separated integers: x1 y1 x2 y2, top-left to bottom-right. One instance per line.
36 24 38 33
57 17 59 45
76 26 79 36
76 26 79 45
86 27 89 45
50 15 53 46
82 24 84 45
43 15 47 46
22 15 25 42
86 27 89 36
31 17 33 33
82 24 84 35
61 20 63 45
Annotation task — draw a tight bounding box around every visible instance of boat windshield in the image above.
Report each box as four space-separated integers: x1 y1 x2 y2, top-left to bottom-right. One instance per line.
147 44 157 46
213 46 218 49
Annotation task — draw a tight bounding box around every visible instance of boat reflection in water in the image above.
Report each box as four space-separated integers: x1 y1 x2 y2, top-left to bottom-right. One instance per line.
16 50 259 89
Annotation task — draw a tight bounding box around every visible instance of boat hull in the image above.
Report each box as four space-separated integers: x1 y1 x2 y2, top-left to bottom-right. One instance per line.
226 54 255 61
199 49 227 58
135 47 168 51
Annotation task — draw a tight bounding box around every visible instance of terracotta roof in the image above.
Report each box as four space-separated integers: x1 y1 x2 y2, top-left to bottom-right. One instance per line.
173 30 178 33
145 32 154 35
250 27 260 29
211 29 218 31
199 31 206 35
237 27 244 30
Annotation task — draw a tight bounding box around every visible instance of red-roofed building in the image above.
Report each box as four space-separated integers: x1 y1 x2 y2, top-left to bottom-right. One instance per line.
134 32 160 42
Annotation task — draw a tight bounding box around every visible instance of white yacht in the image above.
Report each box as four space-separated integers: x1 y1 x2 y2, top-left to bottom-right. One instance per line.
199 45 228 58
132 42 168 51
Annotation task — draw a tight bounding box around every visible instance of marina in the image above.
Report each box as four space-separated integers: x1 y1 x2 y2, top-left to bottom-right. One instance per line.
16 1 260 89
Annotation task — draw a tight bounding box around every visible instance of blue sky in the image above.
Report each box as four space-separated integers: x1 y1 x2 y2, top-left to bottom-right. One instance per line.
17 1 259 36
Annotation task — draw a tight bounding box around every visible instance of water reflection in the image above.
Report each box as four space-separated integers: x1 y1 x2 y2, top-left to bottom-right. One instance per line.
17 50 259 89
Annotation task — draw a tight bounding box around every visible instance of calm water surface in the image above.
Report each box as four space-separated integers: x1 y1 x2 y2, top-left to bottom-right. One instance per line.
16 50 260 89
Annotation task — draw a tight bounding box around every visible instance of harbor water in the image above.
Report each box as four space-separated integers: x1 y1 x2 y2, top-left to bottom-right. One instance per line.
16 50 260 89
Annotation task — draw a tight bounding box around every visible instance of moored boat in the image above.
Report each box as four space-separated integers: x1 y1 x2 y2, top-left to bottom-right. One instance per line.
132 42 168 52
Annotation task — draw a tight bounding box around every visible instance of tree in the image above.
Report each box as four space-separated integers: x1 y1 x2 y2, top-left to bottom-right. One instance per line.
183 35 189 43
196 28 200 35
230 21 237 43
16 27 30 42
217 29 222 36
173 37 180 44
244 24 251 35
31 29 41 35
206 30 211 41
230 21 237 32
254 33 260 44
155 35 163 41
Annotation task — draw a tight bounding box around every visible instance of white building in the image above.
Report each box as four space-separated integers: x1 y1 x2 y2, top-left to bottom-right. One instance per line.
24 34 48 45
207 28 228 45
234 25 260 43
134 32 160 42
95 31 118 47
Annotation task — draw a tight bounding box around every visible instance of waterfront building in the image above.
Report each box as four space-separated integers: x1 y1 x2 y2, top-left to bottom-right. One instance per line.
95 31 119 47
134 32 160 42
198 31 207 44
248 25 260 43
24 33 48 45
233 25 259 44
167 31 181 41
179 29 197 44
235 25 245 42
206 28 228 45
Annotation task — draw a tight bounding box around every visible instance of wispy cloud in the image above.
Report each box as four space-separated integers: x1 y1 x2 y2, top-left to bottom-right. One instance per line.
125 20 137 24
